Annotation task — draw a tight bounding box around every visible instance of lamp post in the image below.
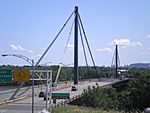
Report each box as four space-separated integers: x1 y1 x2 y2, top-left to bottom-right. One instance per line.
2 54 35 113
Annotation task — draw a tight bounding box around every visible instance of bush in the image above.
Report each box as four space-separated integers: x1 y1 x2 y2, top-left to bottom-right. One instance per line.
78 76 150 112
81 87 119 110
119 77 150 111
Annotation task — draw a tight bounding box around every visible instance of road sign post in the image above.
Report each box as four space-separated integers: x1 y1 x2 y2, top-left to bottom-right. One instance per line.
0 69 12 83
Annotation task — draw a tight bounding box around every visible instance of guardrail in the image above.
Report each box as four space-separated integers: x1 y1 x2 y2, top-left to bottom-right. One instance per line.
53 93 83 107
52 81 120 107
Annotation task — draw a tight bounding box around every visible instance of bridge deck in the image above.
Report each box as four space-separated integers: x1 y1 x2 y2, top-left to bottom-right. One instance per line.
0 79 124 113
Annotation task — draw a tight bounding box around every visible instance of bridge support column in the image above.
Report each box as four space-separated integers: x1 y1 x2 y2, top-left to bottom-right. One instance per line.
74 6 78 85
115 45 118 78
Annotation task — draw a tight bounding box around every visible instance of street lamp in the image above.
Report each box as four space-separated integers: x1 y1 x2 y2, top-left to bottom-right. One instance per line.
2 54 35 113
2 54 32 65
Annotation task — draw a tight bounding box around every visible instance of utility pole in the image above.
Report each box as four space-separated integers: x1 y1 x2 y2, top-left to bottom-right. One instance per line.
74 6 78 85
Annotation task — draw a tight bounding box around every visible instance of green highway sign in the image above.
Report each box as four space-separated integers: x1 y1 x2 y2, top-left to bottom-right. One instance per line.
52 93 70 99
0 69 12 83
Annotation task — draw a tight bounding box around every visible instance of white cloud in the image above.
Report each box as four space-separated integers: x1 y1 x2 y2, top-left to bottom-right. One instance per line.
10 44 33 53
37 54 42 58
10 44 24 51
96 47 112 53
146 34 150 39
66 44 83 51
110 39 142 48
66 44 74 48
0 48 4 52
28 50 34 53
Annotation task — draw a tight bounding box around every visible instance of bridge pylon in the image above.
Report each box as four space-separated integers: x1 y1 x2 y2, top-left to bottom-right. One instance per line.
74 6 79 85
111 45 120 78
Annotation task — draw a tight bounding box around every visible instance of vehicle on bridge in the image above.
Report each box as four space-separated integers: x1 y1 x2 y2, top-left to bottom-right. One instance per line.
52 82 57 87
71 86 78 91
39 91 45 97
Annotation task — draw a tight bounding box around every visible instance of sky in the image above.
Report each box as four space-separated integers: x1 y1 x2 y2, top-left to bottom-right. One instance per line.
0 0 150 66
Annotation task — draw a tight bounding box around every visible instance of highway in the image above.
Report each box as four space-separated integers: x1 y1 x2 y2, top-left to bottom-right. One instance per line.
0 85 42 103
0 82 70 113
0 97 45 113
0 82 70 103
0 79 120 113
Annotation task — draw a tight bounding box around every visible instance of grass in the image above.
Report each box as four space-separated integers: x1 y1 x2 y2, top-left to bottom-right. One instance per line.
51 106 127 113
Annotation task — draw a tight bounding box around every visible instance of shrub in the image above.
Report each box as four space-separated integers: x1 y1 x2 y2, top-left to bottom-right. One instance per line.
80 76 150 112
81 87 119 110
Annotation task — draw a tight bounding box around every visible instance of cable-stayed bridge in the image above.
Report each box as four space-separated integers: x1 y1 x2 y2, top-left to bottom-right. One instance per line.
0 6 129 113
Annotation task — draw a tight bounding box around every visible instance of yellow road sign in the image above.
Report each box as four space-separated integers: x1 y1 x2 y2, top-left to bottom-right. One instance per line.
13 69 30 82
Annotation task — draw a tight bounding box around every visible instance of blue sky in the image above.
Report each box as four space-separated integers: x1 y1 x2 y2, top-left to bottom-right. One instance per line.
0 0 150 66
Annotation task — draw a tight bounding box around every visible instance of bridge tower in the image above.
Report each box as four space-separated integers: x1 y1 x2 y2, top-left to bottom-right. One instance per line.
115 45 119 78
74 6 78 85
111 45 120 78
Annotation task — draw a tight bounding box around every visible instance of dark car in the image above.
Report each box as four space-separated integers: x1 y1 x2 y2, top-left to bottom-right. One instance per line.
71 86 78 91
39 91 45 97
44 94 50 100
52 82 57 87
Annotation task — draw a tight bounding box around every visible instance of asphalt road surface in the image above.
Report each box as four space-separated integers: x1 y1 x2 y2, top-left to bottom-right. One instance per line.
0 79 119 113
